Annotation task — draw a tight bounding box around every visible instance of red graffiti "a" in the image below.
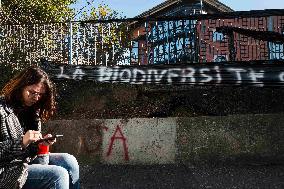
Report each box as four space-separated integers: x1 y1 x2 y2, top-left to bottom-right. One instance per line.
106 125 129 161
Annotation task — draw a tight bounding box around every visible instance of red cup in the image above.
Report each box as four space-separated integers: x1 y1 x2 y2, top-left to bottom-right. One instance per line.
38 143 49 155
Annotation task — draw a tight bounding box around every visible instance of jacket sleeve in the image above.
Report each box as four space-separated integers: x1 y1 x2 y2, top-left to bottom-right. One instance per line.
0 117 38 164
0 137 24 164
0 136 38 163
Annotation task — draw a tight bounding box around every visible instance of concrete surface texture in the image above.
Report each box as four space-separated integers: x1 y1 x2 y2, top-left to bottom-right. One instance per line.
44 114 284 165
43 114 284 188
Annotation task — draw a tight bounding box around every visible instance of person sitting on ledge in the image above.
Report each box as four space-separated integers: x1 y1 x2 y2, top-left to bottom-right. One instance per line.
0 66 79 189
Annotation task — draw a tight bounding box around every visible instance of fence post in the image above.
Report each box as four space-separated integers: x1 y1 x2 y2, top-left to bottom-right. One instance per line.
68 20 73 65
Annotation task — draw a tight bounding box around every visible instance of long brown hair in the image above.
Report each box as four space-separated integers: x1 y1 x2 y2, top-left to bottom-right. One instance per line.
1 66 56 122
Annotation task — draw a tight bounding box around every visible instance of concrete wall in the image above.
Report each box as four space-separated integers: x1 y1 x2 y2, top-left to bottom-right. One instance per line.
43 114 284 165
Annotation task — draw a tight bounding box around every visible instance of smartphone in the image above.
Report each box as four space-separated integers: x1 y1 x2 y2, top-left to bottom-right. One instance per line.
36 134 63 143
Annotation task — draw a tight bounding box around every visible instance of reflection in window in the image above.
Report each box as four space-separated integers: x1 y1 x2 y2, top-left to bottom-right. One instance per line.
214 55 227 62
131 41 139 64
269 43 284 60
213 30 224 42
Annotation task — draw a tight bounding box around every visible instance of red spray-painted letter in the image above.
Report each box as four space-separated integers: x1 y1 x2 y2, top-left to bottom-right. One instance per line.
106 125 129 161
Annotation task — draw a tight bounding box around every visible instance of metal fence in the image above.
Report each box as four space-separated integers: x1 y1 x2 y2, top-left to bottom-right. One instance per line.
0 9 284 68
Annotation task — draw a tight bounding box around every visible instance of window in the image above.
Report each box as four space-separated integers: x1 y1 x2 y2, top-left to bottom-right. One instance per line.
214 55 227 62
212 29 225 42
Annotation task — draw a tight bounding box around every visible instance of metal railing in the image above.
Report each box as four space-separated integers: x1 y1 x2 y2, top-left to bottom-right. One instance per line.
0 9 284 68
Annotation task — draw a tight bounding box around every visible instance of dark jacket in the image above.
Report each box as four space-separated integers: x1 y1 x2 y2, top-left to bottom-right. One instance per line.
0 97 39 189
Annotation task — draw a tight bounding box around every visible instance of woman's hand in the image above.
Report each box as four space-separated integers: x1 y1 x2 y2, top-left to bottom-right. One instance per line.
42 134 56 146
22 130 42 148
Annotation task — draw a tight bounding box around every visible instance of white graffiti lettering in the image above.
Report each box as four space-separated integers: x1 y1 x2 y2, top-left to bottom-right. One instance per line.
119 69 131 83
98 67 113 82
131 69 146 84
167 68 182 83
54 65 284 86
279 72 284 81
57 66 70 79
214 66 222 83
154 69 168 83
227 68 246 84
181 68 195 83
72 67 85 80
111 66 120 82
200 68 213 83
249 69 264 87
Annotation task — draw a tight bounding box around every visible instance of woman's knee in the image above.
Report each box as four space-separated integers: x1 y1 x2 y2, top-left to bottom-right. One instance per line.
59 153 79 172
51 166 69 188
63 153 78 166
50 153 79 183
51 153 78 167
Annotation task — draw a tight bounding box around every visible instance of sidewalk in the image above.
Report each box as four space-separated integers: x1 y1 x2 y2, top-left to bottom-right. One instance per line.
80 164 284 189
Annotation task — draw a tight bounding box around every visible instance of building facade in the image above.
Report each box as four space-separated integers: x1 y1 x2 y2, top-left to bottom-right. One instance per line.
130 0 284 65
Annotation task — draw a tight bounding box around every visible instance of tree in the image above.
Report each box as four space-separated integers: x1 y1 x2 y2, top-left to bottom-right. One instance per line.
0 0 79 70
0 1 132 68
1 0 76 24
76 3 132 66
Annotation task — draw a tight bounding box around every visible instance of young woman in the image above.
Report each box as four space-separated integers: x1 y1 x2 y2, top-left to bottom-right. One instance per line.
0 66 79 189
